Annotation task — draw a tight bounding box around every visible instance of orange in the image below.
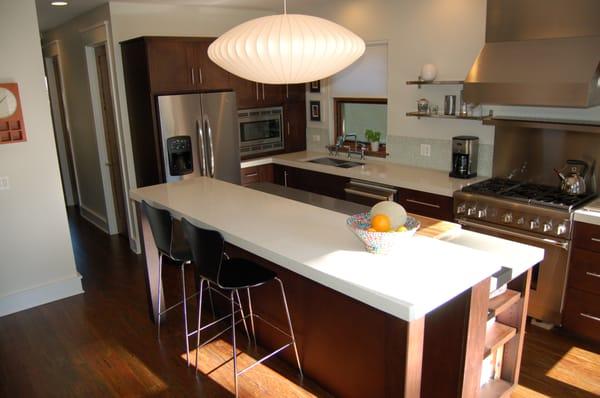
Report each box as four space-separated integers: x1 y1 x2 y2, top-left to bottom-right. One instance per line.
371 214 391 232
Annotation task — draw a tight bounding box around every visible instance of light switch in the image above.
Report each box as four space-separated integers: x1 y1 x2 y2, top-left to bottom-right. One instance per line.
0 176 9 190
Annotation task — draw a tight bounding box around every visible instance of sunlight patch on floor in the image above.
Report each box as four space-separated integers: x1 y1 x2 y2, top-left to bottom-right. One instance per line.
545 346 600 395
180 339 315 398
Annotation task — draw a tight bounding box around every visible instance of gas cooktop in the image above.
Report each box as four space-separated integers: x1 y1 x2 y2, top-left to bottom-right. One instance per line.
462 178 597 211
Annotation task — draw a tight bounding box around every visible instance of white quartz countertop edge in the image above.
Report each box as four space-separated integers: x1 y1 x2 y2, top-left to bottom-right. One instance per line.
241 151 487 197
130 178 544 322
574 207 600 226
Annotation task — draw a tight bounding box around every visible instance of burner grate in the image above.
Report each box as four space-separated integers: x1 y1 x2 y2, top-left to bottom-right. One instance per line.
463 178 597 210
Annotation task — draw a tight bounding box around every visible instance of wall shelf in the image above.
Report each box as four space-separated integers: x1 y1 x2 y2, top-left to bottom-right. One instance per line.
406 79 464 88
406 111 491 121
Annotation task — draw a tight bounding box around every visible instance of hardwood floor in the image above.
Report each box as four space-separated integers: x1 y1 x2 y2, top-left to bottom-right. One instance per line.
0 208 598 397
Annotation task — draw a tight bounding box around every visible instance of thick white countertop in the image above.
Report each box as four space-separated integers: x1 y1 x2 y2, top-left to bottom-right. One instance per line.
131 177 543 322
241 151 487 197
574 198 600 226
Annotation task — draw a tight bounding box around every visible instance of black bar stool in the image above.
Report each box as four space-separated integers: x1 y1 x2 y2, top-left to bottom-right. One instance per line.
181 218 302 397
141 201 198 366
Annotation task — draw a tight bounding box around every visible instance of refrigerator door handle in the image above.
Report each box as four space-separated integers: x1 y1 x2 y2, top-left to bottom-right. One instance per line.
204 115 216 178
196 119 208 176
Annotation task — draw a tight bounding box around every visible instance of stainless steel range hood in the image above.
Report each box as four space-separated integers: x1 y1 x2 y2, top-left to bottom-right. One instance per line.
464 0 600 108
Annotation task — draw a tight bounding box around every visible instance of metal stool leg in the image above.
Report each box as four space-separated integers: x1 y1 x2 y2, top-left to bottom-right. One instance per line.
195 279 206 372
157 253 163 339
181 263 190 366
235 290 251 345
246 288 257 346
231 290 239 397
207 281 216 319
275 277 303 377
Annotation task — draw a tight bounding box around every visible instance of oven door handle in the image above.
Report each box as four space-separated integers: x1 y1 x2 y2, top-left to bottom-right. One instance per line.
457 219 569 250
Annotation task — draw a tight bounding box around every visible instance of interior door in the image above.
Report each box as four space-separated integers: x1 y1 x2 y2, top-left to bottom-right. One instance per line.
200 91 241 184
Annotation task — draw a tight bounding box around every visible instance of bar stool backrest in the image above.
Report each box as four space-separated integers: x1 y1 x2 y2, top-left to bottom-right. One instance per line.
141 201 173 256
181 218 224 286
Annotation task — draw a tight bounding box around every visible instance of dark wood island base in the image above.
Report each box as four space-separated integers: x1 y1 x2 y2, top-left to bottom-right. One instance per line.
134 197 534 398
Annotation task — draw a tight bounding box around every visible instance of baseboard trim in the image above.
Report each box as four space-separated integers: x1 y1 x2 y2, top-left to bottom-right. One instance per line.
0 274 84 317
80 204 109 233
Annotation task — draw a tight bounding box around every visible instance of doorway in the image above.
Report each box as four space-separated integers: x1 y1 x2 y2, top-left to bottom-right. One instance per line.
93 44 127 236
44 55 78 207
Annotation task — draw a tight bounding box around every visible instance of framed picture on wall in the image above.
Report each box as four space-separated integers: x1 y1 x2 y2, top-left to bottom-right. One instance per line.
309 80 321 93
310 101 321 121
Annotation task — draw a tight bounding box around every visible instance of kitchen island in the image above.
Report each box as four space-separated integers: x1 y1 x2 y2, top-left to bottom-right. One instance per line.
130 177 543 398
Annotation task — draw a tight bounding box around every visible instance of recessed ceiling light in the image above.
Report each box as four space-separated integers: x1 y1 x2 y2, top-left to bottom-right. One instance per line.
51 1 69 6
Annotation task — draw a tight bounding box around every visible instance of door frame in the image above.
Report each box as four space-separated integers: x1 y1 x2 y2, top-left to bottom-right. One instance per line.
42 41 81 207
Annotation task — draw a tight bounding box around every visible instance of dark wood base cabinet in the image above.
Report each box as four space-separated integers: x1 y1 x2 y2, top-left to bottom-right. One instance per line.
273 165 454 220
120 36 306 187
240 164 274 186
562 221 600 343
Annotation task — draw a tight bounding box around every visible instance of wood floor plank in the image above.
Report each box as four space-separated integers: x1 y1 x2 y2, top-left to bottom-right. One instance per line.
0 208 598 397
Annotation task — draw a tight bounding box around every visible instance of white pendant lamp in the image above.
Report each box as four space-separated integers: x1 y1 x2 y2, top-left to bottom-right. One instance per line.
208 1 365 84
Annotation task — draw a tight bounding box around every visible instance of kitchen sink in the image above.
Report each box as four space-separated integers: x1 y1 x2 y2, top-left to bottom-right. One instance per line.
307 157 364 168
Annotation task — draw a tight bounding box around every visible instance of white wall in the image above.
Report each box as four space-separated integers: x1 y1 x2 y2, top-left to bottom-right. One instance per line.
42 5 115 232
0 0 82 317
301 0 600 174
108 1 272 252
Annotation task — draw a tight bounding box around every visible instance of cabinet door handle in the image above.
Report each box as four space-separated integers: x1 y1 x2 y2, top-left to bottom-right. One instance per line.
580 313 600 322
262 84 265 100
286 84 289 99
284 170 288 187
191 68 195 85
256 83 259 101
287 121 290 136
198 67 203 85
591 237 600 243
585 271 600 279
244 172 258 178
405 198 441 209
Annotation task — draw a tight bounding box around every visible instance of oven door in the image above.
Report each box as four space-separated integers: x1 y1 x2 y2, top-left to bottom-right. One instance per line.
457 218 570 325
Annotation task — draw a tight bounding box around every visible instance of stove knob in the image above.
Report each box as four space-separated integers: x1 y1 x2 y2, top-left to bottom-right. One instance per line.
529 218 540 230
456 203 467 214
556 223 568 236
502 213 513 223
543 221 553 233
467 206 477 216
477 208 487 219
517 217 525 225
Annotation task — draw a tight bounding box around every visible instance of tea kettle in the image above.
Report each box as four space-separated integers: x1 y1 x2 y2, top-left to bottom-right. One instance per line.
556 160 588 195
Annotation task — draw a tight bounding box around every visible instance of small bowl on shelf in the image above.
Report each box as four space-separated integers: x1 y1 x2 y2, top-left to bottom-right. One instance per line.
346 212 420 255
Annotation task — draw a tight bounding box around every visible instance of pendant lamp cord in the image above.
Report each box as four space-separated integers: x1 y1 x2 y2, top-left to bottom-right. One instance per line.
283 0 287 14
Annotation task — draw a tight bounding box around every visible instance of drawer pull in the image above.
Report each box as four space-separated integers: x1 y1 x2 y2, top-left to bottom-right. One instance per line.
405 198 441 209
585 271 600 279
244 172 259 178
591 237 600 243
580 313 600 322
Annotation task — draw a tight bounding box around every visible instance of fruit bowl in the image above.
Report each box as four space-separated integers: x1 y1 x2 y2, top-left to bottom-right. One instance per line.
347 212 420 254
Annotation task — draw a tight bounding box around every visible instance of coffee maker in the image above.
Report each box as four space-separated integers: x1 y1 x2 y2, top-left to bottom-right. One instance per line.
450 136 478 178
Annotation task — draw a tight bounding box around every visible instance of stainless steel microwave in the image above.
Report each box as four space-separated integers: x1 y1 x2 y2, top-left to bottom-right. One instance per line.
238 106 284 156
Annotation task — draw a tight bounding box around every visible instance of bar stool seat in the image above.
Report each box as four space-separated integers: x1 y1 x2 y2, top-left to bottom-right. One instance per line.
218 258 277 289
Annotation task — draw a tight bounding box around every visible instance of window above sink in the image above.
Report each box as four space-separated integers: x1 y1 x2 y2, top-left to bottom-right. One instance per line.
334 97 388 158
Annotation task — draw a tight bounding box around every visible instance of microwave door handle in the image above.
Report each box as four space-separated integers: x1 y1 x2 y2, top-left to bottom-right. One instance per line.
204 115 215 178
196 120 207 176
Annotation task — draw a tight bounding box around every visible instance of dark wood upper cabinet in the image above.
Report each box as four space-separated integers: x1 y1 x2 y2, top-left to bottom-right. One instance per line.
285 101 307 153
146 38 194 93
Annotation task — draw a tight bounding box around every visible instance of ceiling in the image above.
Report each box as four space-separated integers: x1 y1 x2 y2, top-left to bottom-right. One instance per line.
35 0 302 31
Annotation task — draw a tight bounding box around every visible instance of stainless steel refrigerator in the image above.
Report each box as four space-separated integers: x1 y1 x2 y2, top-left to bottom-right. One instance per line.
157 91 241 184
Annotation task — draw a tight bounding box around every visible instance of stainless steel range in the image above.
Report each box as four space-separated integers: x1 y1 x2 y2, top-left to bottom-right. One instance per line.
454 178 597 325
